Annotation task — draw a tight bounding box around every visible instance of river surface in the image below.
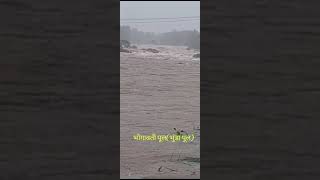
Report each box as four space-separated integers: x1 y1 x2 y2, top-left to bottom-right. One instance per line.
120 45 200 179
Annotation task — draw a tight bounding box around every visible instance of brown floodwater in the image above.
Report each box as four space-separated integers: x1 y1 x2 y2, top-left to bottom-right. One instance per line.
120 45 200 179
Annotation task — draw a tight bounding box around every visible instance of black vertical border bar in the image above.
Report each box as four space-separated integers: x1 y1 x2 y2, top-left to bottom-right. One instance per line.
0 0 120 179
202 0 320 179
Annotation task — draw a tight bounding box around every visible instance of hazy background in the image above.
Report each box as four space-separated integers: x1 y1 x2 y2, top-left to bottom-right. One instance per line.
120 1 200 33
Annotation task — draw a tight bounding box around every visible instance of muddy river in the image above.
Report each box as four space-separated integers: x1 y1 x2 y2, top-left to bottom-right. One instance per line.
120 45 200 179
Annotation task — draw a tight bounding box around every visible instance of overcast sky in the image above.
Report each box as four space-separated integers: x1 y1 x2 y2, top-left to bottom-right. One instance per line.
120 1 200 33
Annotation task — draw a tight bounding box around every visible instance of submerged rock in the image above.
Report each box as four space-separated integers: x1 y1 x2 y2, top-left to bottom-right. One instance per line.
142 48 159 53
193 53 200 58
120 48 131 53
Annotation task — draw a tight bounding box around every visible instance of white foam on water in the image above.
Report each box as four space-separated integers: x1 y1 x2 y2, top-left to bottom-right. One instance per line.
123 44 200 64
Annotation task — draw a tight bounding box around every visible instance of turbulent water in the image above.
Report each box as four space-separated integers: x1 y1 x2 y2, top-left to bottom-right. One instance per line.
120 45 200 179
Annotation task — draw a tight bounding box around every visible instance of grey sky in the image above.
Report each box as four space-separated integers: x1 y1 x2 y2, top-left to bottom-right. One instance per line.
120 1 200 33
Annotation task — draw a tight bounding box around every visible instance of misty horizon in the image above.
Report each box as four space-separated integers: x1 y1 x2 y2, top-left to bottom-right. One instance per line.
120 1 200 33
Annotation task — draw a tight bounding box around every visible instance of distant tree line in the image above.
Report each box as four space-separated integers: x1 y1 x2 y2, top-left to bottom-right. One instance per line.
120 26 200 50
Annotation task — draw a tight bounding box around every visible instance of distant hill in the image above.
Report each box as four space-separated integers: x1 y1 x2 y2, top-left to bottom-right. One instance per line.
121 26 200 49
